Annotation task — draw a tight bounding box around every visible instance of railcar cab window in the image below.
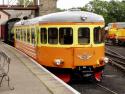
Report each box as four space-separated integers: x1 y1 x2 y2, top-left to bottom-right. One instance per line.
94 27 104 44
40 28 47 44
48 28 58 44
78 28 90 44
59 28 73 45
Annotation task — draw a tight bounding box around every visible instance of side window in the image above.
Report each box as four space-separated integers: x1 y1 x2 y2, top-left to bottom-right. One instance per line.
16 29 20 40
48 28 58 44
94 27 104 44
24 29 27 42
40 28 47 44
27 28 30 43
31 28 35 44
78 28 90 44
21 29 23 41
59 28 73 44
16 29 18 39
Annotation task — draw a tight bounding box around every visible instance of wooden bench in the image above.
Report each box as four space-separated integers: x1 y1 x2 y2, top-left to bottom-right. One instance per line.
0 51 14 90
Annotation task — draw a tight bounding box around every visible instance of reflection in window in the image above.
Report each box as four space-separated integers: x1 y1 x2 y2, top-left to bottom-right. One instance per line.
94 27 104 44
59 28 73 44
48 28 58 44
40 28 47 44
78 28 90 44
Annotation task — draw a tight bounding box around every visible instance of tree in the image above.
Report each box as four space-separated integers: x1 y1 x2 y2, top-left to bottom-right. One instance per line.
17 0 33 6
80 0 125 24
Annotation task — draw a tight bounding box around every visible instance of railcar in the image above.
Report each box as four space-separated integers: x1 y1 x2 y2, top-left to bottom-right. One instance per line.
12 11 108 82
106 22 125 45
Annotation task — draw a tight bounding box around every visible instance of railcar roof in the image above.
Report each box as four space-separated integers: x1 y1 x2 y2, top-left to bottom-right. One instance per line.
14 11 104 26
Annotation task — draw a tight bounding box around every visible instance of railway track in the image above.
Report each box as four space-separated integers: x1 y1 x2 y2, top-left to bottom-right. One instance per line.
70 45 125 94
105 46 125 71
70 77 119 94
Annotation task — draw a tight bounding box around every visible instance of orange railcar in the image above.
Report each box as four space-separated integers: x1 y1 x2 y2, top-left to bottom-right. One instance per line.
13 11 108 82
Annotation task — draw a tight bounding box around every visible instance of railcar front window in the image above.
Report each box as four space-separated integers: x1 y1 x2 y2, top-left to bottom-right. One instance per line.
78 28 90 44
40 28 47 44
48 28 58 44
59 28 73 44
94 27 104 44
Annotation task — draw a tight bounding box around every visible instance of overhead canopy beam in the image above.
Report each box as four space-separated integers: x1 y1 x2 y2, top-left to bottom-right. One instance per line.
0 5 38 10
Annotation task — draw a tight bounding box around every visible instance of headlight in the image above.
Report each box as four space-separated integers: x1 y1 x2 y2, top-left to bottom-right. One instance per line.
54 59 64 66
100 57 109 64
103 57 109 63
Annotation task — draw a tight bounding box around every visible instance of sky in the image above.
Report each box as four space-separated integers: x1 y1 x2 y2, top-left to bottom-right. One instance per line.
57 0 122 9
0 0 122 9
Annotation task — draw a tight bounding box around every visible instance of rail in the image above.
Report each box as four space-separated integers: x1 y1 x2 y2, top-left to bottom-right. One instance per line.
105 47 125 71
0 51 14 90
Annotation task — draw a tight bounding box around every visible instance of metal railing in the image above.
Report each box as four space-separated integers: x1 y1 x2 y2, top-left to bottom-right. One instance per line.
0 51 14 90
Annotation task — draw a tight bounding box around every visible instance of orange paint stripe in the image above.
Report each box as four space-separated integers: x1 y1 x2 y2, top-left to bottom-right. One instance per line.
16 42 36 54
16 45 36 59
16 40 35 49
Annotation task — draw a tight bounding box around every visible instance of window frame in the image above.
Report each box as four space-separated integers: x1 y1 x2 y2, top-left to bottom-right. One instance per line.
93 27 104 44
78 27 90 45
59 27 73 45
48 27 58 44
40 28 47 44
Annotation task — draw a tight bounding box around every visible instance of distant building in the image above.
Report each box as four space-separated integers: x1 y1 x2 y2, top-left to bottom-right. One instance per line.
0 10 10 24
39 0 57 16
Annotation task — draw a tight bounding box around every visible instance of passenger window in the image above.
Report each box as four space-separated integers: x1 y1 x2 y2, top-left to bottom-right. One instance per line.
78 28 90 44
24 29 27 42
31 28 35 44
59 28 73 44
48 28 58 44
16 29 20 40
27 28 30 43
94 27 104 44
21 29 24 41
40 28 47 44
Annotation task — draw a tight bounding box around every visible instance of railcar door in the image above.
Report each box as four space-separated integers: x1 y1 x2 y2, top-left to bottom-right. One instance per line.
73 26 105 67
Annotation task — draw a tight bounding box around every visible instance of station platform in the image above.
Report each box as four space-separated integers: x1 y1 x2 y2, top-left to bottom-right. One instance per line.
0 42 80 94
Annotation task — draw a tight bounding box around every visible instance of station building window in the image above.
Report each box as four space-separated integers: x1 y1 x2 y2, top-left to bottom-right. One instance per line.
59 28 73 44
40 28 47 44
94 27 104 44
48 28 58 44
78 28 90 44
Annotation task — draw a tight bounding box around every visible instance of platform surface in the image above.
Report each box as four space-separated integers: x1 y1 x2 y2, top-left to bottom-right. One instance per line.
0 42 80 94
